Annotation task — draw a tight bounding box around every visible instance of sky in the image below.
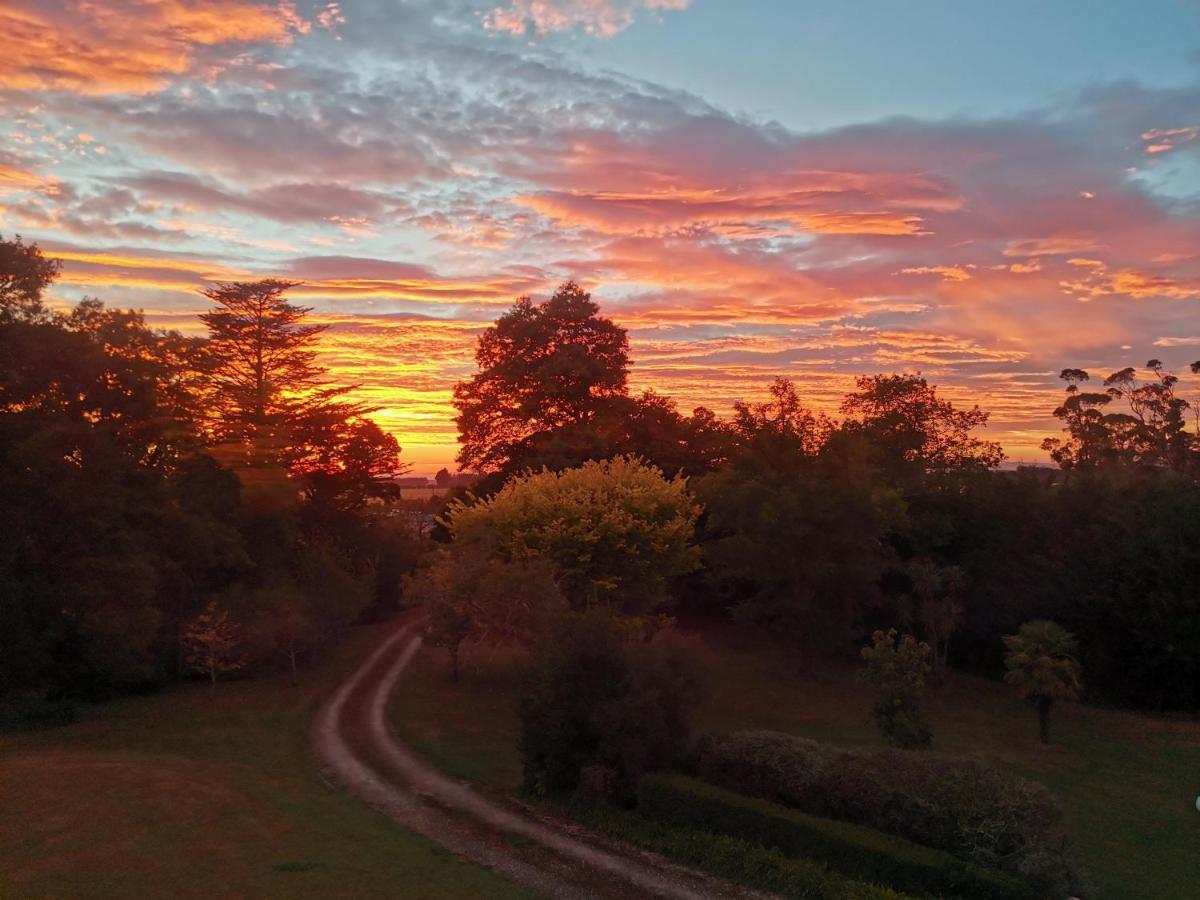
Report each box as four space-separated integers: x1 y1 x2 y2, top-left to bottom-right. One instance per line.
2 0 1200 472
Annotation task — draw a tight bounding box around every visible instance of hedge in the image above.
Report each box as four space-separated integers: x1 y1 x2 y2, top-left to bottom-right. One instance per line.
581 802 910 900
638 773 1037 900
694 730 1081 894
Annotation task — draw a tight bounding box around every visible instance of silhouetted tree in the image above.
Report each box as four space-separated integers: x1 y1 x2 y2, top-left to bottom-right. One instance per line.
842 373 1004 475
453 282 629 472
1042 363 1197 470
0 234 59 322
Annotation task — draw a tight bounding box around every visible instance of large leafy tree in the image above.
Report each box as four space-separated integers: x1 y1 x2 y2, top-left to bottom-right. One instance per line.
1042 362 1198 470
453 281 630 472
0 239 246 698
841 373 1004 475
445 456 701 615
0 234 59 323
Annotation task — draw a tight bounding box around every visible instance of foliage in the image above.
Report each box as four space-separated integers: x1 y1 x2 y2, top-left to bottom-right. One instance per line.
694 731 1080 894
859 629 933 749
199 278 405 500
697 423 904 654
638 773 1035 900
0 234 59 322
0 239 409 704
582 803 908 900
408 541 566 680
517 611 703 801
453 281 630 472
184 601 244 690
1003 620 1083 744
446 456 701 614
1042 363 1198 470
841 373 1004 475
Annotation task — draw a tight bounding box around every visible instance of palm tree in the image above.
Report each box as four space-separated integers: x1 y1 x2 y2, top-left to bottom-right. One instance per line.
1003 620 1083 744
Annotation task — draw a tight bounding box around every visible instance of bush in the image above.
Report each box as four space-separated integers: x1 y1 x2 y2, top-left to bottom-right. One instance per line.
859 630 933 749
518 611 703 801
582 802 909 899
639 773 1034 900
694 731 1082 895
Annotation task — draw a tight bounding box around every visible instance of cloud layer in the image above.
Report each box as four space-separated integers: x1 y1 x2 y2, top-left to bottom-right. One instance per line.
4 1 1200 469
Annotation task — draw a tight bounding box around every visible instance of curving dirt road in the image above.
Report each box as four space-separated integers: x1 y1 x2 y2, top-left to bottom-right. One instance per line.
313 623 766 899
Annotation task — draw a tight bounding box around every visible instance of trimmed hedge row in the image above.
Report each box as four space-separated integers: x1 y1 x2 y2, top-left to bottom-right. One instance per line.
638 773 1036 900
581 802 909 899
694 730 1080 895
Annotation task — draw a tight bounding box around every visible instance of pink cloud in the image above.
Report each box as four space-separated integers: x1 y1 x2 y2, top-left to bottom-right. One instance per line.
0 1 309 95
483 0 690 37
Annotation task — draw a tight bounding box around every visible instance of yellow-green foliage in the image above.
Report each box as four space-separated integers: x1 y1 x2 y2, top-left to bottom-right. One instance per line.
446 456 701 613
1002 620 1083 704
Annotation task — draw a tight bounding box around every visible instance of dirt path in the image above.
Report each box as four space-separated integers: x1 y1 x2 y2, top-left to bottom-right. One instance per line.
314 622 766 899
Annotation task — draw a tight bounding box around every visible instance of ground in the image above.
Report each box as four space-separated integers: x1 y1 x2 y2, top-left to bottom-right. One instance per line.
390 626 1200 900
0 621 529 900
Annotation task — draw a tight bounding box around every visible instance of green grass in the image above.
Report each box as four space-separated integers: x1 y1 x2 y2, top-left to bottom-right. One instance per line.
391 629 1200 900
0 621 530 900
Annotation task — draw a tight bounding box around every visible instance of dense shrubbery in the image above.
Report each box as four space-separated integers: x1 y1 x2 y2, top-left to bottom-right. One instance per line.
694 731 1082 895
859 630 933 749
0 239 419 709
517 611 703 802
584 802 909 900
638 774 1034 899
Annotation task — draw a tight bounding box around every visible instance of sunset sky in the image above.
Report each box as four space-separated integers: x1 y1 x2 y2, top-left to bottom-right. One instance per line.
3 0 1200 472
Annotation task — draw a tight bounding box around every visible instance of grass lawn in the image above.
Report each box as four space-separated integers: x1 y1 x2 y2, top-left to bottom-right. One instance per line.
0 620 529 900
390 627 1200 900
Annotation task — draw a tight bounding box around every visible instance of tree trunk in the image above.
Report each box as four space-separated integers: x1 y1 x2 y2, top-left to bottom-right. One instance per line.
1037 696 1052 744
288 644 299 687
450 644 460 684
209 666 217 697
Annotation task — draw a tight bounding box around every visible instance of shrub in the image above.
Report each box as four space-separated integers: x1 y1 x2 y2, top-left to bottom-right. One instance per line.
583 801 909 899
518 611 703 802
694 730 1082 896
638 773 1034 900
859 629 932 749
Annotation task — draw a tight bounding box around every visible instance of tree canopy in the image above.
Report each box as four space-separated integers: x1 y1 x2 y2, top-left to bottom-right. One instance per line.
453 281 629 472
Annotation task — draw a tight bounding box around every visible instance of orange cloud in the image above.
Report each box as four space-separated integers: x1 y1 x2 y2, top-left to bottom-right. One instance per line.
0 1 307 94
1141 126 1199 155
483 0 690 37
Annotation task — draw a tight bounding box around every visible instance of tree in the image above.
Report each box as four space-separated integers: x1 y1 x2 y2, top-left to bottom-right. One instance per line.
697 429 904 655
1042 363 1197 470
0 234 59 322
199 279 404 504
199 279 328 434
453 282 629 472
407 541 566 677
1003 620 1082 744
518 610 703 801
445 456 701 615
184 601 244 693
860 629 933 749
841 373 1004 475
249 585 316 686
899 558 964 680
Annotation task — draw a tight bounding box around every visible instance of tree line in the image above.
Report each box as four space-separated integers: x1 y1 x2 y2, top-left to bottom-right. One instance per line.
442 281 1200 712
4 241 1198 718
1 237 416 714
